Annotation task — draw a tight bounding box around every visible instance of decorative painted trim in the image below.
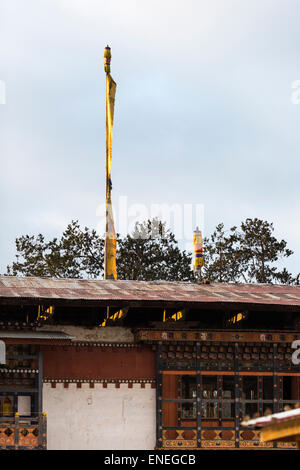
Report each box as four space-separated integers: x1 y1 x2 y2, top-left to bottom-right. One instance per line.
136 329 300 344
162 439 197 448
201 440 236 448
239 440 273 448
71 342 140 348
43 378 156 388
1 369 38 374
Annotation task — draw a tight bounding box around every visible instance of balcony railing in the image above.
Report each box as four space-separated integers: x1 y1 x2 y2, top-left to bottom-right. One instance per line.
0 413 47 450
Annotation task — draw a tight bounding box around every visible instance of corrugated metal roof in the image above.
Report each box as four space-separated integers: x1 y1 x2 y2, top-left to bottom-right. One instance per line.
0 276 300 307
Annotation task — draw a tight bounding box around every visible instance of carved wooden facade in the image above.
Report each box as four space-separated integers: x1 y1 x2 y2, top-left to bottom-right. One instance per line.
136 329 300 449
1 276 300 450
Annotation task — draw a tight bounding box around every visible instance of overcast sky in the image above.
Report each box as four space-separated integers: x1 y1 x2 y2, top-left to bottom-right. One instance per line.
0 0 300 277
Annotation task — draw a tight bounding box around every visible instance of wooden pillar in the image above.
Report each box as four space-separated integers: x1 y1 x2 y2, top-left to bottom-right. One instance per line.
177 375 182 426
278 376 283 412
273 344 279 412
273 343 278 449
156 344 163 448
38 412 47 449
218 375 222 424
196 343 201 448
38 350 43 414
14 413 19 450
234 343 240 448
258 376 263 416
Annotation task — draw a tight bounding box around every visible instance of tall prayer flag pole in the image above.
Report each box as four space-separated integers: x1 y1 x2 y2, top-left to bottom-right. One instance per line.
104 46 117 280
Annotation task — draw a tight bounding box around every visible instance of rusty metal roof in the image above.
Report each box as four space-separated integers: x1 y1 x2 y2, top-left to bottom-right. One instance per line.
0 276 300 308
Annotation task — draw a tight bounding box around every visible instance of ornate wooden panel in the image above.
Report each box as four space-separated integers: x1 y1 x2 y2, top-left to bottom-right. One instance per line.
0 426 14 447
0 415 46 450
162 429 197 448
18 427 39 448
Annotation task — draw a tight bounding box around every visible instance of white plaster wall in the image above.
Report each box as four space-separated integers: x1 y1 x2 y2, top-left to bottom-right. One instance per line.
43 383 156 450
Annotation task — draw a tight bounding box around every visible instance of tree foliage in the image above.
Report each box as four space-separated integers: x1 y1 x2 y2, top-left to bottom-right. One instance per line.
203 218 298 284
117 218 194 281
7 218 194 281
202 223 245 283
238 218 294 283
7 220 104 279
6 217 299 284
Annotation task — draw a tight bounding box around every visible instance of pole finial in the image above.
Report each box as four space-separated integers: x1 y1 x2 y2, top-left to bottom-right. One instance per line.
104 45 111 74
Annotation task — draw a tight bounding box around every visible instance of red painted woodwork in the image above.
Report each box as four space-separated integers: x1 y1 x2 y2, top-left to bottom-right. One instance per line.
42 345 155 380
3 339 71 345
181 420 196 427
162 374 178 429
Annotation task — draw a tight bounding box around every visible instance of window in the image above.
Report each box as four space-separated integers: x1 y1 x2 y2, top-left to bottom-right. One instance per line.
181 376 196 419
280 376 300 411
180 375 235 420
202 376 218 419
222 376 234 418
241 375 276 416
263 377 273 400
242 376 257 400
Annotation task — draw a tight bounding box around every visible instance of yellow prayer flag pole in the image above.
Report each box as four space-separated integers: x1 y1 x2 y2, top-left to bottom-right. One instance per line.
104 45 117 280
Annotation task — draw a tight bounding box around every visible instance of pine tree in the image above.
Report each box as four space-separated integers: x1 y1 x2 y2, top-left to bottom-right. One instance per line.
7 220 104 278
6 217 298 284
237 218 295 284
203 218 297 284
117 218 194 281
6 218 194 281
